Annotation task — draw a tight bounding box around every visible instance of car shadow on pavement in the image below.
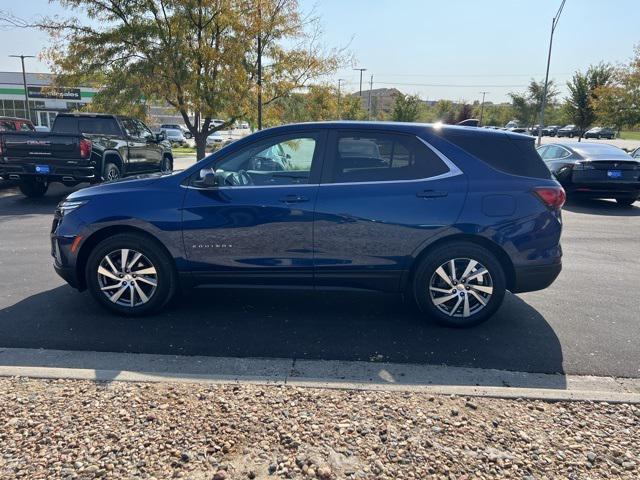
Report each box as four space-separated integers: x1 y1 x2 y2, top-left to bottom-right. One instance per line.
0 285 567 389
563 198 640 216
0 184 85 218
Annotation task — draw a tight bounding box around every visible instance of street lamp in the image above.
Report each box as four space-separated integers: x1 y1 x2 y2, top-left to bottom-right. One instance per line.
537 0 566 146
9 54 35 120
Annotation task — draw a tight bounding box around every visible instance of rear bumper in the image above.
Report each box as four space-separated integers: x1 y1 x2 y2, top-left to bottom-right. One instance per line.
0 163 96 182
512 262 562 293
565 183 640 198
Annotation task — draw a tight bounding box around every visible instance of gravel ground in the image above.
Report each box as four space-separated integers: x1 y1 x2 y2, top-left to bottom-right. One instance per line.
0 378 638 480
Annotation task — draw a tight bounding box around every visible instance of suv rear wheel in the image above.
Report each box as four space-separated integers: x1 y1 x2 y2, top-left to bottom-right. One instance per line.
413 242 506 327
19 179 49 198
103 161 121 181
85 233 177 316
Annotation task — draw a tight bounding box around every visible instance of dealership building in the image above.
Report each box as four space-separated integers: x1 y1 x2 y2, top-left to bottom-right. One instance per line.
0 71 98 129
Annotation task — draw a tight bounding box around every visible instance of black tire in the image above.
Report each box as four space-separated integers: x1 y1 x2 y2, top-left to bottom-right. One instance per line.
615 196 637 207
413 242 506 328
18 179 49 198
103 161 121 182
160 156 173 173
85 233 177 316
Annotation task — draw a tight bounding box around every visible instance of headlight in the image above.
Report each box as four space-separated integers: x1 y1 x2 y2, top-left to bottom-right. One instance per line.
57 200 88 216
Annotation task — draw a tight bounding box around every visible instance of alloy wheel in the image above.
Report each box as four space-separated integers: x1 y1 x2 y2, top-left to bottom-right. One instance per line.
429 258 493 318
107 168 120 181
97 249 158 307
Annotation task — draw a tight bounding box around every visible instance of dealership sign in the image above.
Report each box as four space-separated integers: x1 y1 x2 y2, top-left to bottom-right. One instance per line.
27 86 81 100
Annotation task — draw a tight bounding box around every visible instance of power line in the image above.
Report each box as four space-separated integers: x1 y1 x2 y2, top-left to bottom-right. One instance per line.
374 81 530 88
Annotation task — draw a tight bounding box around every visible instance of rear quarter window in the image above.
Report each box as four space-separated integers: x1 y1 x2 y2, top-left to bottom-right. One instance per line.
443 132 551 179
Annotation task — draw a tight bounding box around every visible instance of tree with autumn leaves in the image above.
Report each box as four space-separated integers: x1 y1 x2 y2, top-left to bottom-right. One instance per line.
39 0 343 158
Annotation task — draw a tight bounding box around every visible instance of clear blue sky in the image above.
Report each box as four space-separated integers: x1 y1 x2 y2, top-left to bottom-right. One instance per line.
1 0 638 103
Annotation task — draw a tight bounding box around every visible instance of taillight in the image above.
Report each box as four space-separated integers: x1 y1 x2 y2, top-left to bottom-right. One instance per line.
79 138 92 159
533 186 566 209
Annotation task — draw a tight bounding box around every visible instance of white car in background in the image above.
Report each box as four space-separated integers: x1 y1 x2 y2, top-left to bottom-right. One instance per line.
206 130 225 147
161 128 186 146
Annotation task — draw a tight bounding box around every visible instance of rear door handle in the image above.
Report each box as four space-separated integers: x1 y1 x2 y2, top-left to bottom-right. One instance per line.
279 194 309 203
417 190 448 198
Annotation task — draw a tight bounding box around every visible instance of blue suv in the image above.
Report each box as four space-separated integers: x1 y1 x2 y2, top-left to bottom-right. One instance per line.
51 122 564 327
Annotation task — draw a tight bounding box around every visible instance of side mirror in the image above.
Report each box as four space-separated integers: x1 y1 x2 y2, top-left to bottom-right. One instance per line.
194 171 218 188
156 132 166 142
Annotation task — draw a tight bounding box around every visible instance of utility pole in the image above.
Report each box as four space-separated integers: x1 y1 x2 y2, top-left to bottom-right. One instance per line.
478 91 489 126
337 79 344 119
368 75 373 120
353 68 367 97
538 0 566 146
10 54 35 120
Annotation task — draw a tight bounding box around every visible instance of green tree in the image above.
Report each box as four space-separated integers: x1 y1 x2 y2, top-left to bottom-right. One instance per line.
455 103 474 123
509 79 558 128
392 93 421 122
593 51 640 132
565 65 613 140
39 0 342 159
433 100 456 124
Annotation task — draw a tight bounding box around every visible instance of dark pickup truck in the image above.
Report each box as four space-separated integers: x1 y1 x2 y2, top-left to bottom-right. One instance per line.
0 113 173 197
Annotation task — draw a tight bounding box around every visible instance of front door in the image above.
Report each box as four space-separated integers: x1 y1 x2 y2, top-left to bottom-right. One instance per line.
182 130 325 286
134 119 163 171
313 129 468 292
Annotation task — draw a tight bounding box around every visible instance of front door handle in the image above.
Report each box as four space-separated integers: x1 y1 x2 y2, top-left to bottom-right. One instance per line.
279 194 309 203
417 190 448 198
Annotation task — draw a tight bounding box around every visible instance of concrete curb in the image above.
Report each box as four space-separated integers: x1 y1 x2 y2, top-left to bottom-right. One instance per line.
1 347 639 403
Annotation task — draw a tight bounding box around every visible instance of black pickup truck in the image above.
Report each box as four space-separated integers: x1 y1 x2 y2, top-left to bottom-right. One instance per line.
0 113 173 197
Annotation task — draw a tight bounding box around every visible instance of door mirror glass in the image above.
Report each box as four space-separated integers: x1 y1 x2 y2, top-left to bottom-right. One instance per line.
195 170 219 187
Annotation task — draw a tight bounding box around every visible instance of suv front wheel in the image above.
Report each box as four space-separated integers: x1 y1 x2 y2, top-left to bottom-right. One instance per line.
85 233 177 316
413 242 506 327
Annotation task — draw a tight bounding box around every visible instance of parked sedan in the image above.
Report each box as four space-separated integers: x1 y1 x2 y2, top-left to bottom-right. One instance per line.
556 125 581 138
584 127 615 139
51 121 564 327
161 123 192 139
161 128 186 146
537 142 639 206
542 125 559 136
206 130 224 146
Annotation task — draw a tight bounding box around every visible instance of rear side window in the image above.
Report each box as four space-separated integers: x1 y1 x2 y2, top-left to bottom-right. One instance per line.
444 132 551 179
0 120 16 131
331 131 449 183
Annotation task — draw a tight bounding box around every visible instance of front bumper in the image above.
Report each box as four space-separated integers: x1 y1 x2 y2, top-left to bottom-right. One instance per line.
512 261 562 293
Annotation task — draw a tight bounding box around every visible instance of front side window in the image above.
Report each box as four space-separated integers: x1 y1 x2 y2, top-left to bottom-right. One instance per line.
134 120 154 140
198 134 318 187
330 132 449 183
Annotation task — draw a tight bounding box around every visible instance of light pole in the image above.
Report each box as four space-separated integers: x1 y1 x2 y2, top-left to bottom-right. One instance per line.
479 91 489 126
353 68 367 97
538 0 566 146
9 54 35 120
368 75 373 120
337 79 344 119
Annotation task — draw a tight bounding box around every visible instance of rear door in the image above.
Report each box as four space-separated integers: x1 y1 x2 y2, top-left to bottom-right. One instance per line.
119 118 147 174
313 129 468 292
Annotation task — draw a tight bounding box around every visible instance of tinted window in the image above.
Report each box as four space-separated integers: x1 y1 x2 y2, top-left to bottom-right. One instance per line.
120 118 140 137
78 117 121 135
543 145 570 160
0 120 16 131
52 116 77 134
331 132 449 183
443 132 551 179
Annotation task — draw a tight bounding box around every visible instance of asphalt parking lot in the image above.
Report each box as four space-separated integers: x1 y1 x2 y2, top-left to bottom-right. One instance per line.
0 171 639 382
